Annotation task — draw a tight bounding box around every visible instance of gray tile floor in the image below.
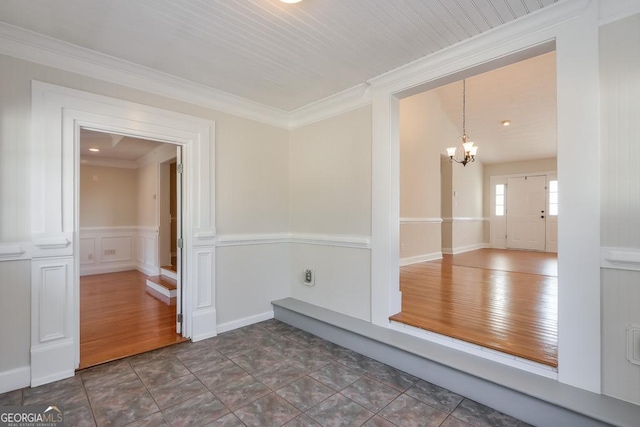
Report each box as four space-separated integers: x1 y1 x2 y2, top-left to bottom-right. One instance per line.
0 320 531 426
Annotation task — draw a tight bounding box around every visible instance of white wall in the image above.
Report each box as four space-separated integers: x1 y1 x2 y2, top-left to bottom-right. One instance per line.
599 12 640 405
399 91 452 263
289 106 372 321
0 53 290 379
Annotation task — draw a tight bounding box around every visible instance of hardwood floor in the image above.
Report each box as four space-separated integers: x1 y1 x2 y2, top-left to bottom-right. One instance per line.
390 249 558 367
80 270 187 369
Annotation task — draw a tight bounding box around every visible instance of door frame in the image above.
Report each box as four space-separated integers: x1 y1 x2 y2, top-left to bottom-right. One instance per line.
371 1 601 392
30 81 217 386
489 171 556 251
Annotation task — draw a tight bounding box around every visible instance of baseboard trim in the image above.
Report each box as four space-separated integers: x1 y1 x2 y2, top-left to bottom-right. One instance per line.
272 297 639 427
0 366 30 394
80 263 137 276
191 308 218 342
136 263 160 277
217 310 274 334
400 252 443 266
442 243 489 255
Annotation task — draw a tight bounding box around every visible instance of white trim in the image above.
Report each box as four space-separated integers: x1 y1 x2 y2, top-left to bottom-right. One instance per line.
80 157 138 169
442 243 490 255
399 217 443 224
217 310 274 334
146 278 177 298
370 0 601 392
601 247 640 272
390 321 558 380
216 234 290 247
400 252 443 267
368 0 588 91
288 83 372 129
0 367 30 394
81 263 138 276
31 81 217 385
216 233 372 249
0 242 31 261
441 217 488 223
291 234 371 249
598 0 640 26
0 22 289 129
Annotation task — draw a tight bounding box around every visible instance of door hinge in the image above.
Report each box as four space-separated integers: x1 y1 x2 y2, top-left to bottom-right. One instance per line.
177 163 183 174
177 238 183 248
177 313 183 323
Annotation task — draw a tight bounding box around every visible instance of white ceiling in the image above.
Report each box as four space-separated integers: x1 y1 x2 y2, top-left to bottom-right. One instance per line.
0 0 557 111
432 51 557 164
80 129 167 163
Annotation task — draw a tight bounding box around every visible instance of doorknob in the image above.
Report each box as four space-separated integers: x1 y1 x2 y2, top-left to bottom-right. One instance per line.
541 215 545 218
541 210 545 213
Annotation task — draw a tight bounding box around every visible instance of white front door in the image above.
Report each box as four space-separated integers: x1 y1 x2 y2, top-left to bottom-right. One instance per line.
506 175 546 251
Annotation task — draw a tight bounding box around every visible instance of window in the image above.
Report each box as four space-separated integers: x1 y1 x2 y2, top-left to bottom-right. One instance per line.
495 184 505 216
549 180 558 216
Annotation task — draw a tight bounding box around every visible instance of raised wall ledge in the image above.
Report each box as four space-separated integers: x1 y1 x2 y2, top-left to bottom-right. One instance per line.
272 297 640 427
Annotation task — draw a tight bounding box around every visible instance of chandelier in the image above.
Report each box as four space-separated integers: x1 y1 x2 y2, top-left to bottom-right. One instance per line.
446 79 478 167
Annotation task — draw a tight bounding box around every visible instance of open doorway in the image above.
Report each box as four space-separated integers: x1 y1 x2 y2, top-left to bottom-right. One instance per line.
394 52 558 369
78 129 186 369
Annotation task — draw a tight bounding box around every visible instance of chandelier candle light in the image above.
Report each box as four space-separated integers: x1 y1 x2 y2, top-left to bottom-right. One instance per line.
446 79 478 167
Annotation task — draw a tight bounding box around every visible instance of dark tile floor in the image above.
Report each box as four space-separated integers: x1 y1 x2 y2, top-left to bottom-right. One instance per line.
0 319 531 426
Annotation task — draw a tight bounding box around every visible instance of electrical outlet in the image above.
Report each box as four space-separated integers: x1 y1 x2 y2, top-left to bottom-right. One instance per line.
401 243 405 253
88 253 93 261
103 249 116 256
303 268 315 286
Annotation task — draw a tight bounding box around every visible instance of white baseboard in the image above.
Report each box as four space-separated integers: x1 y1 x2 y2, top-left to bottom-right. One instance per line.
442 243 489 255
217 310 274 334
137 263 160 277
400 252 443 266
30 339 75 387
192 307 218 342
80 263 137 276
0 366 30 394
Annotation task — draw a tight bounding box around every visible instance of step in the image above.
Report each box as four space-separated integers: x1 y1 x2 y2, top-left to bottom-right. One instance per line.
160 265 178 280
146 275 177 299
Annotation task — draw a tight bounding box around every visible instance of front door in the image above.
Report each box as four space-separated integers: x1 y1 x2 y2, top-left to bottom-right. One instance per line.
506 175 546 251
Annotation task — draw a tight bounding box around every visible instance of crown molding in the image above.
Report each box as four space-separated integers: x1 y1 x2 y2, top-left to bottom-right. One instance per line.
0 22 290 129
0 0 588 131
367 0 589 92
288 83 372 129
598 0 640 26
80 156 138 169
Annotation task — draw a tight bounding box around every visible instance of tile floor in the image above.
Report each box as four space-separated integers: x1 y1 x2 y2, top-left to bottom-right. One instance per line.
0 319 531 426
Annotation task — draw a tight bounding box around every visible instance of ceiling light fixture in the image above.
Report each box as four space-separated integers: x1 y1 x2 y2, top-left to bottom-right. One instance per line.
446 79 478 167
89 148 100 152
502 120 511 127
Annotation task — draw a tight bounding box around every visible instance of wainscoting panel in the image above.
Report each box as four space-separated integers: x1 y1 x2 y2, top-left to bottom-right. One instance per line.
80 227 157 276
191 246 216 341
30 257 74 386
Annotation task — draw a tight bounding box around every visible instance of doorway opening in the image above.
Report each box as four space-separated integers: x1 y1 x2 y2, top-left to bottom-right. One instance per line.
78 129 186 369
394 51 558 370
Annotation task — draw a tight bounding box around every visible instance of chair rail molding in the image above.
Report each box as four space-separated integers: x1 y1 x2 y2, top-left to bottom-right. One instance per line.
30 81 216 387
601 247 640 272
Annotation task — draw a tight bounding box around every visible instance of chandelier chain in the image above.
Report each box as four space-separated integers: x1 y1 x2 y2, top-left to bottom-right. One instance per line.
462 79 466 135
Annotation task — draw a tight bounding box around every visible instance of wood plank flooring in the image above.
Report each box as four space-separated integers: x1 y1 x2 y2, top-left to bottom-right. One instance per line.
80 270 187 369
390 249 558 367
